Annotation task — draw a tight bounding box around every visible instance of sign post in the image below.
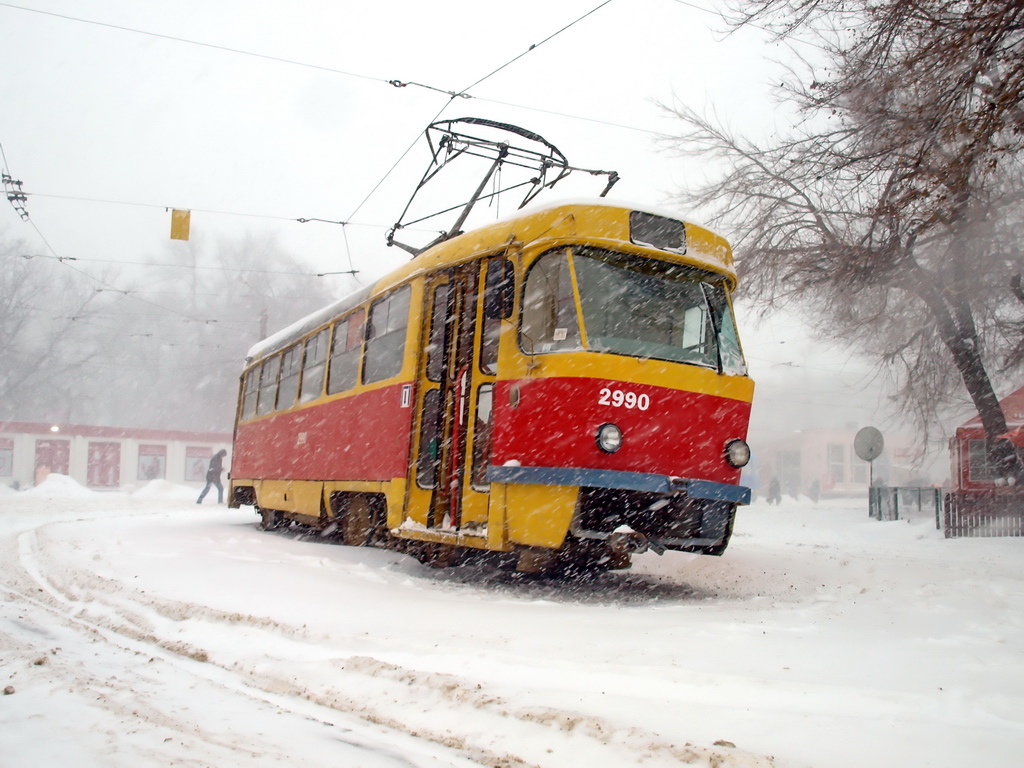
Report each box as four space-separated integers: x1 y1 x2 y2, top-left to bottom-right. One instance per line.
855 426 885 518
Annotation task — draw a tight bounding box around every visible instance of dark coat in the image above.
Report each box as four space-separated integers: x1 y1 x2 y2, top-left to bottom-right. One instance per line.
207 451 225 482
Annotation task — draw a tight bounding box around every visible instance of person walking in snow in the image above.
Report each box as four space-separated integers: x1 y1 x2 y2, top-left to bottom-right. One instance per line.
197 449 227 504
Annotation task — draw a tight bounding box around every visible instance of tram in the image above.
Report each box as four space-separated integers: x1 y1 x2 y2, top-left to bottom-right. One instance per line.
228 201 754 571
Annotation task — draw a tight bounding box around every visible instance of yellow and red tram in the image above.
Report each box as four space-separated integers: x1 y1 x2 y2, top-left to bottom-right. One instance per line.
228 202 754 571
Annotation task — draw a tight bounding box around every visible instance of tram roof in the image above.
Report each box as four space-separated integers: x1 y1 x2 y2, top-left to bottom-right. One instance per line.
246 200 734 364
376 199 735 294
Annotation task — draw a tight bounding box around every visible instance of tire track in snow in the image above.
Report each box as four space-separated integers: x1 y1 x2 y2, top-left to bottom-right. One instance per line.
2 517 495 768
0 583 481 768
16 515 778 768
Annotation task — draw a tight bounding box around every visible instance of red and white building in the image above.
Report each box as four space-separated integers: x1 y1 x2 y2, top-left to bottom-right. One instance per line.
949 385 1024 491
750 427 919 498
0 421 231 491
944 386 1024 536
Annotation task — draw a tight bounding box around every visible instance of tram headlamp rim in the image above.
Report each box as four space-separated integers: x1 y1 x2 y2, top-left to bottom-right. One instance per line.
596 423 623 453
724 438 751 468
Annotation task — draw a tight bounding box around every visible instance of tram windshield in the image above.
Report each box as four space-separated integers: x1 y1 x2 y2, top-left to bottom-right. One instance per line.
520 247 746 374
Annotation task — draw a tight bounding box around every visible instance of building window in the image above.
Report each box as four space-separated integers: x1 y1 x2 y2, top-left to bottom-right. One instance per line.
185 446 212 482
968 439 1000 482
138 444 167 481
828 443 846 484
364 286 411 384
35 439 70 476
0 438 12 477
778 450 801 495
87 442 121 488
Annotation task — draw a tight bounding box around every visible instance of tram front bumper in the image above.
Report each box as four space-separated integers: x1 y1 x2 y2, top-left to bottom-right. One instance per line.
486 465 750 505
487 464 746 556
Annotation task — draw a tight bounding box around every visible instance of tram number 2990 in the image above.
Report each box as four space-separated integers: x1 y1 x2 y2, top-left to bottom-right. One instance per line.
598 387 650 411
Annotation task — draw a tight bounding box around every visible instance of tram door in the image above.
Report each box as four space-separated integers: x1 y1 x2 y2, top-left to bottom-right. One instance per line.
408 257 508 532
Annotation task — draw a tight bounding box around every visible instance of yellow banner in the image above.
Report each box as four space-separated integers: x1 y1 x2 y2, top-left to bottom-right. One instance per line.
170 209 191 240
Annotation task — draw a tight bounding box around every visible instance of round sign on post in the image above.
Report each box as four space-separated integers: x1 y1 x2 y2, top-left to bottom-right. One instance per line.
854 427 884 462
855 427 885 516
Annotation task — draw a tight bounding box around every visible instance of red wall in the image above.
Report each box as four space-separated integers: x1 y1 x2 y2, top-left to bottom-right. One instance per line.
232 383 414 482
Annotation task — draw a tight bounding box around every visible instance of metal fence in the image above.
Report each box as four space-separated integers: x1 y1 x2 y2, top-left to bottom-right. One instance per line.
943 491 1024 538
869 487 943 528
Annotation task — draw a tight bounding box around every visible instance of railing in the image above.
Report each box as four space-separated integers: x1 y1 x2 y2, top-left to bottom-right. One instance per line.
868 487 943 528
943 491 1024 538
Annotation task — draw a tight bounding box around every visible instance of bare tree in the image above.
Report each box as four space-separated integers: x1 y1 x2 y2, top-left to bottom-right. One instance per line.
123 231 341 431
0 236 108 422
1 228 344 431
666 0 1024 471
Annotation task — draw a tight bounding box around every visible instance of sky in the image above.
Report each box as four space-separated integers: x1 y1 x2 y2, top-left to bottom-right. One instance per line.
3 477 1023 767
0 0 939 466
0 0 789 268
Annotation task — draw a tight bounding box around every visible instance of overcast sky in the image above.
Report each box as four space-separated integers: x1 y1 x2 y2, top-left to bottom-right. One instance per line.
0 1 787 268
0 0 943 465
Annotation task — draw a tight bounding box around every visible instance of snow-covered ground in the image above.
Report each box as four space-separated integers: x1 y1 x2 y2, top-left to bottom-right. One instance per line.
2 476 1022 767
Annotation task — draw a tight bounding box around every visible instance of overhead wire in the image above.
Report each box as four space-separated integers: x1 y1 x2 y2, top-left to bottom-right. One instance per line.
21 252 334 277
0 2 906 415
5 202 231 326
344 0 618 229
0 1 631 275
456 0 615 94
0 0 652 252
3 0 660 325
0 2 389 85
0 1 647 137
27 191 405 229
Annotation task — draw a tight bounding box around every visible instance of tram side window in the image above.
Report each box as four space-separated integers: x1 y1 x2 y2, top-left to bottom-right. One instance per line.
706 283 747 375
519 251 581 354
416 389 441 489
425 283 450 382
680 303 712 358
364 285 411 384
480 257 513 374
299 328 329 403
471 383 494 490
277 345 301 410
328 309 365 394
241 367 260 420
256 355 281 416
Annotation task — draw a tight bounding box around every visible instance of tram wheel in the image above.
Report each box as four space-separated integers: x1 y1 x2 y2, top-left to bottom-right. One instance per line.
405 541 461 568
342 495 374 546
258 507 281 531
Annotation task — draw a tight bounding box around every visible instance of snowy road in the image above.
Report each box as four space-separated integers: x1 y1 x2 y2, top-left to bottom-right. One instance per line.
2 479 1023 767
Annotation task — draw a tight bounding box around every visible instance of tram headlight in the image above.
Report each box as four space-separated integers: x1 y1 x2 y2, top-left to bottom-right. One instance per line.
596 423 623 453
724 439 751 468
